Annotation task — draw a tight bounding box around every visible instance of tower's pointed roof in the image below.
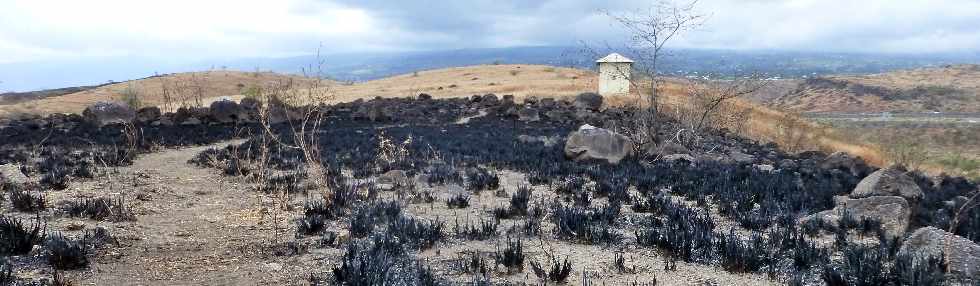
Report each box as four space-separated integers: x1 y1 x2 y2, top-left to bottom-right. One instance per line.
596 53 634 63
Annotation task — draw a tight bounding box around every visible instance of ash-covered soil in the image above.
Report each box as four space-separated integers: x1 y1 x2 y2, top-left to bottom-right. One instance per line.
0 94 978 285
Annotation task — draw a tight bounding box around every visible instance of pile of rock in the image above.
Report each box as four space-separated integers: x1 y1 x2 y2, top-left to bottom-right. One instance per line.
802 165 922 239
801 164 980 282
458 92 619 125
898 227 980 282
79 99 286 127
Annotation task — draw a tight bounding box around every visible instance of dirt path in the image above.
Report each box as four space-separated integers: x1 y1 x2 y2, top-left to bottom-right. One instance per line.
71 142 308 286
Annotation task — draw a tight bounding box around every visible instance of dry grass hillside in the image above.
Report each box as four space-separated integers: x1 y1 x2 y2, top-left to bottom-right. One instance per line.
203 64 597 105
0 71 318 117
770 64 980 113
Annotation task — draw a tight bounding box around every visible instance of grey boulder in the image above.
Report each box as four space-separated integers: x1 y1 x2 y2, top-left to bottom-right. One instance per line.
728 151 755 165
801 195 911 239
377 170 410 186
517 135 562 147
564 125 633 164
851 165 923 201
663 154 695 163
898 227 980 282
0 164 29 185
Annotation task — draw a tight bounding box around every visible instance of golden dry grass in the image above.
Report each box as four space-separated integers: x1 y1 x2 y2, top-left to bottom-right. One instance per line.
0 70 317 117
201 64 597 106
774 64 980 113
602 81 889 167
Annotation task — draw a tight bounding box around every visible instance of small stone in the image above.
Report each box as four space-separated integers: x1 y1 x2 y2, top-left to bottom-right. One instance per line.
0 163 29 185
65 221 86 231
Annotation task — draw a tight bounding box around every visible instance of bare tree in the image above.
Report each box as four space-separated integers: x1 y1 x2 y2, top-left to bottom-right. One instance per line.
602 0 706 153
255 47 335 191
677 76 768 145
603 1 772 155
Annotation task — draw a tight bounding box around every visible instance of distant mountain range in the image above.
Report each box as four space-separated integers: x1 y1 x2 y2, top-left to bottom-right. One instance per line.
2 46 979 92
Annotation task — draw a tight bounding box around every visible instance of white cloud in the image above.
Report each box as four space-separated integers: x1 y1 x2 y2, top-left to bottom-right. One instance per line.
0 0 978 64
0 0 388 62
680 0 980 53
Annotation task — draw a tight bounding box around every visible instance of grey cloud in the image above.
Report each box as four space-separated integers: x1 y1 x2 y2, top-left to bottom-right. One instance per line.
2 0 980 65
326 0 980 54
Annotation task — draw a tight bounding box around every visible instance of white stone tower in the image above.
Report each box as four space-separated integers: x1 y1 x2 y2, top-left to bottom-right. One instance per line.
596 53 634 96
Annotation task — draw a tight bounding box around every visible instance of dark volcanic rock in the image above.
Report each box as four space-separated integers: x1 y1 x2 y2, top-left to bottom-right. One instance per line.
210 100 242 123
523 95 539 105
135 106 161 123
240 97 261 110
82 101 135 127
518 108 540 122
239 97 261 122
174 107 210 125
821 151 872 177
367 105 390 122
481 94 499 106
574 92 603 111
539 98 556 109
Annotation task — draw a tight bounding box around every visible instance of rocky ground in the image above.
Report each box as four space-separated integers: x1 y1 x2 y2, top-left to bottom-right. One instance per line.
0 93 978 285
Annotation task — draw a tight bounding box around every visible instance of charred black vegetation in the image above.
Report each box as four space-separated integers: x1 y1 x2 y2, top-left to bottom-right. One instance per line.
552 202 623 245
8 185 46 212
0 216 45 256
530 257 572 283
446 192 471 209
62 197 135 222
43 96 971 284
0 260 12 285
465 167 499 192
44 233 89 270
329 233 442 286
819 242 951 286
495 237 524 273
454 217 498 241
457 251 490 276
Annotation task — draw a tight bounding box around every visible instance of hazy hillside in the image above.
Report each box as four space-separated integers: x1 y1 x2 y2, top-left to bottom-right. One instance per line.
0 84 109 105
218 48 980 81
766 64 980 113
4 46 979 92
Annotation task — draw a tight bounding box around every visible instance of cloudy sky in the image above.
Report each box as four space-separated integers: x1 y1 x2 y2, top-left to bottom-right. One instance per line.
1 0 979 64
